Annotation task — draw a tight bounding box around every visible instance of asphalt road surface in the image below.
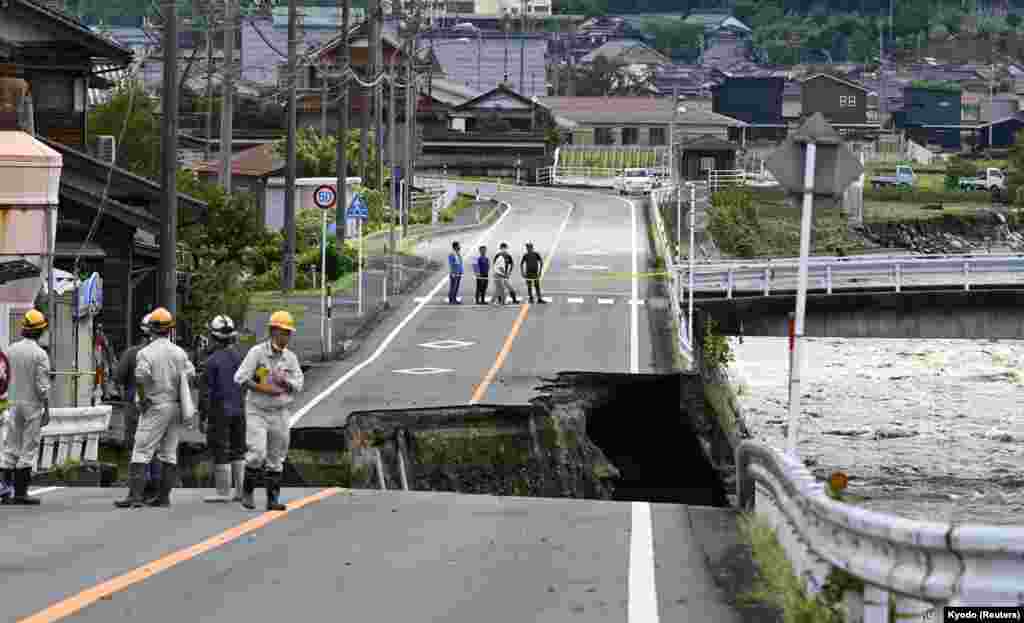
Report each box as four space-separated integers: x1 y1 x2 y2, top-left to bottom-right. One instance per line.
289 186 661 427
4 488 746 623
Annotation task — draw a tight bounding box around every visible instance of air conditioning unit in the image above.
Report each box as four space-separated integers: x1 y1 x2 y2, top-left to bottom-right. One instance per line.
95 135 116 164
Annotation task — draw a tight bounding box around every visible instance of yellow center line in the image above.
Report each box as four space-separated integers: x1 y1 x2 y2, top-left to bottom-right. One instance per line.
18 488 343 623
469 200 575 404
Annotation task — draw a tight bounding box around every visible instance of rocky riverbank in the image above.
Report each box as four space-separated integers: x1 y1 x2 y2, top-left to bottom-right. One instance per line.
729 336 1024 525
855 210 1024 254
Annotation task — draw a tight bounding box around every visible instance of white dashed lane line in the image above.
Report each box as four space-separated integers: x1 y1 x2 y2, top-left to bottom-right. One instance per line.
598 298 615 305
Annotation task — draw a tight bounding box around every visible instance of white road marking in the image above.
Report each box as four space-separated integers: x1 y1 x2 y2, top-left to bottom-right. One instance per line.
288 203 516 426
629 502 660 623
393 368 454 375
577 249 609 256
630 300 646 306
570 265 610 271
629 197 639 374
567 297 584 303
28 486 63 496
414 297 428 303
598 298 615 305
419 340 475 349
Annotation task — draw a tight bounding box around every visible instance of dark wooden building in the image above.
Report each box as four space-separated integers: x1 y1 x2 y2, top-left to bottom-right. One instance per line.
974 111 1024 150
0 0 133 150
895 84 964 150
675 135 739 180
800 73 876 137
419 84 553 181
713 77 787 143
43 140 208 354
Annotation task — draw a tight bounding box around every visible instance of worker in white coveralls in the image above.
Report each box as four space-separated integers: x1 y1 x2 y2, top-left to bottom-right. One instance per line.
234 310 304 512
115 307 196 508
0 309 51 506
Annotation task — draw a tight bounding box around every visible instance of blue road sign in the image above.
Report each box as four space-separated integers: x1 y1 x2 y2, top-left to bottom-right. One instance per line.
346 194 369 220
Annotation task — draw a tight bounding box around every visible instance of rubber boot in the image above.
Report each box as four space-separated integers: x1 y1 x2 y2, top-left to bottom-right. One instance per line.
264 470 287 511
114 463 147 508
241 466 260 510
145 461 176 507
230 460 245 502
0 468 13 502
7 468 40 505
204 464 232 503
142 460 161 505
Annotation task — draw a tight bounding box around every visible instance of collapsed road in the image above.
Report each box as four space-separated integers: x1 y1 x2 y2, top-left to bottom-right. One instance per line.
4 188 771 623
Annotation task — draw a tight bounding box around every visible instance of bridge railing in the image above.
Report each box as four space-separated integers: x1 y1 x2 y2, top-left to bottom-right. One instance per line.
680 254 1024 298
0 405 113 472
737 440 1024 620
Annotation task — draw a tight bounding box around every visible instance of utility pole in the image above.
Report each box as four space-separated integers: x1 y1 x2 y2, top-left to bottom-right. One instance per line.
567 19 575 97
219 0 235 193
321 65 328 135
404 39 414 239
204 1 214 162
282 0 298 291
388 59 396 289
361 0 376 181
375 0 384 194
336 0 350 250
160 0 179 313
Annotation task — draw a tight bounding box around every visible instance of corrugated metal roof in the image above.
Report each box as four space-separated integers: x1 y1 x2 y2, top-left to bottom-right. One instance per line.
428 34 547 98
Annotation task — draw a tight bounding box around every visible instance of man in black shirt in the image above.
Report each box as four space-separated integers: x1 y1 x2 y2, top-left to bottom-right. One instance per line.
520 242 547 304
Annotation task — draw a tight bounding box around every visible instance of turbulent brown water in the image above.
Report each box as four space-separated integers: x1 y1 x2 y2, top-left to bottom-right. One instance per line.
730 336 1024 525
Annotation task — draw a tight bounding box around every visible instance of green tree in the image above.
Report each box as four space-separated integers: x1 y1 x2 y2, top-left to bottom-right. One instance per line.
176 170 273 331
1007 13 1021 29
273 127 380 188
87 80 160 178
642 18 703 53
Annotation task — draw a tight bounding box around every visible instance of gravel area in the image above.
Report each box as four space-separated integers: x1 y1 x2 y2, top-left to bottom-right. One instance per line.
729 336 1024 525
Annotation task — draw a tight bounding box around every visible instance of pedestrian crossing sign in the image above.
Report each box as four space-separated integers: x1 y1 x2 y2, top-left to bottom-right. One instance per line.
347 194 369 220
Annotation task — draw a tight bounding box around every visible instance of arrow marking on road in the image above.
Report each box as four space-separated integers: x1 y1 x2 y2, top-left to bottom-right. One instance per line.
393 367 455 375
598 298 614 305
419 339 475 350
567 297 584 303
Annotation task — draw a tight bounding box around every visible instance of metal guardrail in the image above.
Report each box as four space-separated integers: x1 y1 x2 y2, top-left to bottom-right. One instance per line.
0 405 113 471
737 440 1024 619
680 254 1024 298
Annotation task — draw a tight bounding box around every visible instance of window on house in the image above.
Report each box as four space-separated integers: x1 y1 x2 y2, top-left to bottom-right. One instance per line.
699 157 715 171
840 95 857 108
595 127 614 145
649 127 667 145
621 127 639 145
867 110 878 121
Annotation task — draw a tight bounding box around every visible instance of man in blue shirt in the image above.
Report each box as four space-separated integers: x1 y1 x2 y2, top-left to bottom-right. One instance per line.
200 315 246 503
448 241 463 304
473 245 490 304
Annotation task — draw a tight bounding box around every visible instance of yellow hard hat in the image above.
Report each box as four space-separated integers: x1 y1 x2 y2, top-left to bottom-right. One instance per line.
148 307 175 330
23 309 47 332
268 310 296 333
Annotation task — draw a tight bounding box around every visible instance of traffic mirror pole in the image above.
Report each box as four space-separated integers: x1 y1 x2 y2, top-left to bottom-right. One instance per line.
787 141 816 458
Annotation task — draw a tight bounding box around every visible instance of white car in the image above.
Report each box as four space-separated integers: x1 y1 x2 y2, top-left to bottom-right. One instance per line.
615 168 658 195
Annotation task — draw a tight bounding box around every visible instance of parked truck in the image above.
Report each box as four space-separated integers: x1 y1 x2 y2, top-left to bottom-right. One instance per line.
870 165 915 189
958 167 1006 193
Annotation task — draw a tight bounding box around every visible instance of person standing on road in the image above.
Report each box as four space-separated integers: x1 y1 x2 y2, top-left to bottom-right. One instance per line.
492 242 519 305
0 310 51 506
200 315 246 503
114 313 163 503
234 310 304 512
520 242 547 304
473 245 490 305
448 241 464 305
115 308 196 509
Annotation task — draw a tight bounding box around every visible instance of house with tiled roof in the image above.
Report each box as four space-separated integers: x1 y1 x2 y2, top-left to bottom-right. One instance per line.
189 144 284 226
800 73 877 137
423 30 548 98
538 95 745 148
580 39 669 66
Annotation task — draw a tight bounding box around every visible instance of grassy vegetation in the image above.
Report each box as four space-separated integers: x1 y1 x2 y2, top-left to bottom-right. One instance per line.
863 200 990 222
738 513 865 623
440 193 475 224
251 273 357 305
558 147 660 170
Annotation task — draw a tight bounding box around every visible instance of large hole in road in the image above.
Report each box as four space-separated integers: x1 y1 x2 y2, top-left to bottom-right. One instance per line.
585 373 728 507
277 372 729 507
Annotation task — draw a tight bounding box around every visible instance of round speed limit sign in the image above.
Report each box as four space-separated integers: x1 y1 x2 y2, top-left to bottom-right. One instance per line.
313 185 337 210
